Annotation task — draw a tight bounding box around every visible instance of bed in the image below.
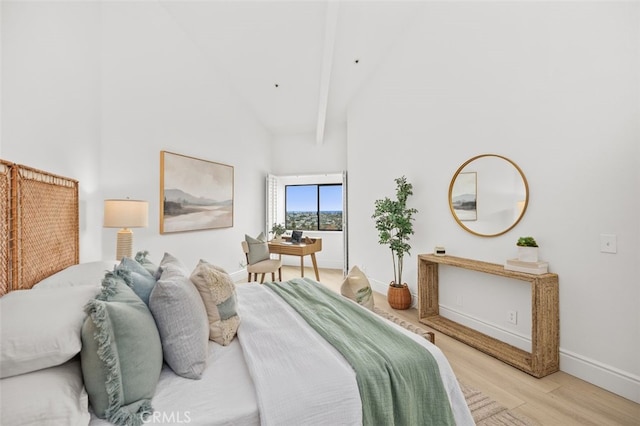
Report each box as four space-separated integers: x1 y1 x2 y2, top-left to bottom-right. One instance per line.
0 161 474 426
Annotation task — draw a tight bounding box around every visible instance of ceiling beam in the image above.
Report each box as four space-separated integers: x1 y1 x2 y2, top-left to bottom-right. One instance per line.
315 1 340 145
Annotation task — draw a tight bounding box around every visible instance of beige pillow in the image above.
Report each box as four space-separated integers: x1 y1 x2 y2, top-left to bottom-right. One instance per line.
340 265 374 310
190 260 240 346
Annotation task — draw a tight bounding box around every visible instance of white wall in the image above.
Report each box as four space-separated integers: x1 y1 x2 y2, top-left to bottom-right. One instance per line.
270 125 348 271
1 1 272 278
271 124 347 175
98 2 272 274
1 1 104 261
347 2 639 402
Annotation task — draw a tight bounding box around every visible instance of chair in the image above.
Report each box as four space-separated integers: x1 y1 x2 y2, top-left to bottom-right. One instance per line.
241 241 282 283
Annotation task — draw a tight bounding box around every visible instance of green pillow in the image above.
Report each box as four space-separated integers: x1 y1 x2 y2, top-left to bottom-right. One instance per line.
245 232 269 264
134 250 160 279
115 256 156 306
81 272 163 425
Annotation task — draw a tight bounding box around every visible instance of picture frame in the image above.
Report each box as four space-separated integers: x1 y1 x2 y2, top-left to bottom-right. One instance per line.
160 151 234 233
451 172 477 221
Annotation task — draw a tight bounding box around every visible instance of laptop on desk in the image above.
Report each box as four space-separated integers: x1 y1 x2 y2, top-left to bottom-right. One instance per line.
290 230 303 244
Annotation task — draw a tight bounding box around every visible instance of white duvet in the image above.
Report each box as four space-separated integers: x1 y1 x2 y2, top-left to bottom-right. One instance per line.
237 283 362 425
90 282 473 426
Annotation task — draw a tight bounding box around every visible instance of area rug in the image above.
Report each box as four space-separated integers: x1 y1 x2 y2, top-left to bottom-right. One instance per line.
460 381 533 425
373 307 533 425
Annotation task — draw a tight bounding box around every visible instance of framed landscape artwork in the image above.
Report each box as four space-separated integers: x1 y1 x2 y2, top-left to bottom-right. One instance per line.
160 151 234 233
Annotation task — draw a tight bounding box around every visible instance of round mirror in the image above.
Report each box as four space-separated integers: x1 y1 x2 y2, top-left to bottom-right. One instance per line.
448 154 529 237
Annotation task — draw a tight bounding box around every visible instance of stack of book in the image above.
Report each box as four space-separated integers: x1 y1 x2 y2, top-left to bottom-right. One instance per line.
504 258 549 275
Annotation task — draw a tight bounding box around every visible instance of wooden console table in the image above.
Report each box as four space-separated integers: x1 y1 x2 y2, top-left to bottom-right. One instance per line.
268 237 322 281
418 254 559 378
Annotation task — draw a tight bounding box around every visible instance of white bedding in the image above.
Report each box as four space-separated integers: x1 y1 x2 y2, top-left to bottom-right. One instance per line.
237 283 362 425
89 282 473 426
89 339 260 426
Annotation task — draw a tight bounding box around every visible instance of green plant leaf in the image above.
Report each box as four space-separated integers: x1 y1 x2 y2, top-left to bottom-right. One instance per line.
372 176 418 284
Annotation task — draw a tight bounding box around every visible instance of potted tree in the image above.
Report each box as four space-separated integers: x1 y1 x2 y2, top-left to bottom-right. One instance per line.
372 176 418 310
270 223 286 242
517 236 538 262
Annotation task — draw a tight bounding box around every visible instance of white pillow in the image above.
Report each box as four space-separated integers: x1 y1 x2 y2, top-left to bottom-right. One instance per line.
340 265 374 310
33 261 117 290
0 285 100 378
0 358 90 426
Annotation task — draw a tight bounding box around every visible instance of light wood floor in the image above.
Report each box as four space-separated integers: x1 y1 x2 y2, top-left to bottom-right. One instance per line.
278 266 640 426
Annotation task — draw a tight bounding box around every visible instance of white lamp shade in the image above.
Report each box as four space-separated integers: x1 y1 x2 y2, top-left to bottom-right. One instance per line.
103 199 149 228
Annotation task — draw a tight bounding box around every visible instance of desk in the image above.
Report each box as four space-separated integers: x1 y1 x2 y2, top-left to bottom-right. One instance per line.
268 237 322 281
418 254 559 378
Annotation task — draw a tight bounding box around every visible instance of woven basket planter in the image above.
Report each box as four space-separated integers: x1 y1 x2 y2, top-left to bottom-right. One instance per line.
387 283 412 310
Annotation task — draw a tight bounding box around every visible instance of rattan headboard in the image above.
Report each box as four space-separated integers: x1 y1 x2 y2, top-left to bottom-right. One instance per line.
0 161 79 296
0 160 11 296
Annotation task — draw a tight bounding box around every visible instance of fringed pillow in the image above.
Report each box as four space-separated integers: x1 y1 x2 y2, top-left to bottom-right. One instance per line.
190 260 240 346
81 272 163 425
114 257 156 306
134 251 161 280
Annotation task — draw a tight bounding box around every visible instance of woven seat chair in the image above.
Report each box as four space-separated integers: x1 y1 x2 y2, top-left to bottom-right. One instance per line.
241 241 282 283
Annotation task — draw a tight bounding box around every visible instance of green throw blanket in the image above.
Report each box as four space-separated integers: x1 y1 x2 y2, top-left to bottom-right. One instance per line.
265 278 456 426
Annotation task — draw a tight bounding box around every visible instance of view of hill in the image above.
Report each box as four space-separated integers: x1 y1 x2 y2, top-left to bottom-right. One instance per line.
164 188 231 206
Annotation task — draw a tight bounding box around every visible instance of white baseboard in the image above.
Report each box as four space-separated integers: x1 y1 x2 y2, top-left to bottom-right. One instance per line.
369 278 639 403
280 258 343 270
438 305 532 352
560 349 640 403
230 270 248 283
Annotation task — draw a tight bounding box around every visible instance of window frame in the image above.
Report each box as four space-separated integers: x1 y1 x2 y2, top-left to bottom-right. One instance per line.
284 183 343 232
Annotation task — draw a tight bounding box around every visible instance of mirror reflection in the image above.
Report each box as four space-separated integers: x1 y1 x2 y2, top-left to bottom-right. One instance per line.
448 154 528 237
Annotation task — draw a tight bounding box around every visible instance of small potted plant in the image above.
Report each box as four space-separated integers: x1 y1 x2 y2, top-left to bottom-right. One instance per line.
270 223 286 242
372 176 418 310
517 236 538 262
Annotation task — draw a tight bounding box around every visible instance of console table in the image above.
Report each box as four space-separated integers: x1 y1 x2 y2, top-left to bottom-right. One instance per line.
418 254 559 378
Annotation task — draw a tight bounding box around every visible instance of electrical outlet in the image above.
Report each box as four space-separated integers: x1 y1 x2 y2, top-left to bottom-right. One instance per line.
507 310 518 325
600 234 617 254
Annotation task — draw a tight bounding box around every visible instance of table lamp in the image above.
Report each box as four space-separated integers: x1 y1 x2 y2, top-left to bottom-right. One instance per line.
103 199 148 260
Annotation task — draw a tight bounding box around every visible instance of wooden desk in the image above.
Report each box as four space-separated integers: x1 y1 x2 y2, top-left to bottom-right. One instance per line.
268 237 322 281
418 254 559 378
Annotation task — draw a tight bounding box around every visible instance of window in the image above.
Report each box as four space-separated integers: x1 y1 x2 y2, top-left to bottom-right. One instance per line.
285 184 342 231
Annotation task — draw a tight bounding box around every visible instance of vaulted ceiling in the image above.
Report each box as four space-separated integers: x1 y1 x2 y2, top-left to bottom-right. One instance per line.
159 1 426 141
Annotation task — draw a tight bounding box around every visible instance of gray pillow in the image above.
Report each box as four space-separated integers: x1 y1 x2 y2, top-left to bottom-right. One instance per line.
115 257 156 306
190 260 240 346
149 261 209 380
245 232 270 264
81 273 162 425
158 252 190 276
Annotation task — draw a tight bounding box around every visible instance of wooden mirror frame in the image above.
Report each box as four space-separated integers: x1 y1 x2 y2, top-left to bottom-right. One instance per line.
448 154 529 237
